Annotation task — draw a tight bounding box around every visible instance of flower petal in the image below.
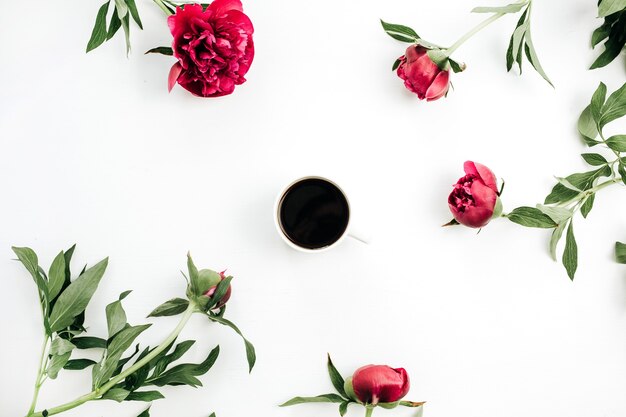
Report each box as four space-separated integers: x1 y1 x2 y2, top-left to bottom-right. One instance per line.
168 62 183 92
425 70 450 101
208 0 243 17
464 161 498 193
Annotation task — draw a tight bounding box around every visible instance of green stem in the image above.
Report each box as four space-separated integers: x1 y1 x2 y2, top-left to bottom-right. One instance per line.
556 178 622 208
445 0 528 56
27 303 197 417
152 0 174 15
26 335 50 416
364 406 374 417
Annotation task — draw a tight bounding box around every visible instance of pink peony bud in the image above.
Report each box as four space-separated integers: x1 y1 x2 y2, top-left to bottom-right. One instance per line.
202 270 232 309
351 365 410 405
396 45 450 101
448 161 500 228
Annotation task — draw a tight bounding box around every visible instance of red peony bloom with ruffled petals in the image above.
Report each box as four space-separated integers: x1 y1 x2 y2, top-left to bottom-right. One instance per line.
167 0 254 97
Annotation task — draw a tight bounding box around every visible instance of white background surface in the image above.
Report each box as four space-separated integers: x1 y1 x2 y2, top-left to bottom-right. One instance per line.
1 0 626 416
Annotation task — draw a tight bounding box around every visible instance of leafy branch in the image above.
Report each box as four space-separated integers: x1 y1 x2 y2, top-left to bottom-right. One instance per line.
280 355 424 417
591 0 626 69
14 246 255 417
381 0 552 85
506 82 626 279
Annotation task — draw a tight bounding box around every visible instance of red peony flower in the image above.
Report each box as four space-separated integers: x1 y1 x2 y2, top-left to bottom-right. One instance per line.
397 45 450 101
448 161 500 228
351 365 410 405
167 0 254 97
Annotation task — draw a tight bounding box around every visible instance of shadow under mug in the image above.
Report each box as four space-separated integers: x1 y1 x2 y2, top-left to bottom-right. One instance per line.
274 176 366 252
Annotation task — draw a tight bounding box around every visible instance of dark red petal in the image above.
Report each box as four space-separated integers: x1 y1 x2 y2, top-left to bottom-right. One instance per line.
208 0 243 17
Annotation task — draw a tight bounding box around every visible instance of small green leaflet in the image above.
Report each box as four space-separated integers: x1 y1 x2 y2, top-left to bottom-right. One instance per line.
48 251 66 301
106 293 129 338
280 394 346 407
207 314 256 372
506 207 557 228
126 0 143 29
380 20 420 43
600 82 626 127
93 324 152 388
47 352 71 379
606 135 626 152
616 242 626 264
590 9 625 69
137 407 151 417
126 391 165 402
562 222 578 280
187 252 201 297
101 387 130 402
549 222 567 261
581 153 608 166
72 336 107 349
145 47 174 56
64 359 97 370
578 105 599 144
339 401 350 416
580 193 596 218
327 354 346 397
50 338 75 356
86 1 111 52
598 0 626 18
148 298 189 317
148 345 220 387
48 258 108 333
591 82 607 123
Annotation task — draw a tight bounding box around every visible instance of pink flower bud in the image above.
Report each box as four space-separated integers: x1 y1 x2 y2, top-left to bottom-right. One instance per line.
202 270 232 309
396 45 450 101
448 161 500 228
352 365 410 405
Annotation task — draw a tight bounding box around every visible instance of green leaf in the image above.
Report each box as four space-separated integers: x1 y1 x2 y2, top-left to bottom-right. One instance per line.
93 324 151 388
562 221 578 280
578 105 600 143
107 9 122 40
121 14 131 55
549 221 567 261
280 394 346 407
126 391 165 402
618 164 626 184
114 0 128 18
137 407 151 417
207 314 256 372
64 358 97 370
126 0 143 29
380 20 420 42
86 1 111 53
50 338 75 356
392 58 402 71
101 388 130 402
507 207 557 228
48 258 108 333
47 352 71 379
187 253 201 297
106 299 127 338
339 401 350 416
581 153 608 166
581 193 595 218
48 251 66 301
600 82 626 126
592 19 614 47
472 2 528 13
204 276 232 311
149 345 220 387
523 30 553 87
148 298 189 318
605 135 626 152
327 354 346 397
72 336 107 349
152 340 196 377
145 47 174 56
536 205 572 224
616 241 626 263
448 58 466 73
506 9 528 72
599 0 626 17
591 82 608 123
13 247 47 296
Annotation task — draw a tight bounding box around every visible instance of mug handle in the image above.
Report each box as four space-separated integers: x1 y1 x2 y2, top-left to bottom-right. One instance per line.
347 226 370 245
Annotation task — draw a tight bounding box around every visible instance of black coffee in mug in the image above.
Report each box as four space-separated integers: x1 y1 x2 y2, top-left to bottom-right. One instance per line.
278 178 350 250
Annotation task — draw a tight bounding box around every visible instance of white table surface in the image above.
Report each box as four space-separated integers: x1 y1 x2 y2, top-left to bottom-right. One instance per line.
2 0 626 416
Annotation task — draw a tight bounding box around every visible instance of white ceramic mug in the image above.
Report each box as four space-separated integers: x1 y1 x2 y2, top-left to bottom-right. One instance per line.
274 176 367 253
